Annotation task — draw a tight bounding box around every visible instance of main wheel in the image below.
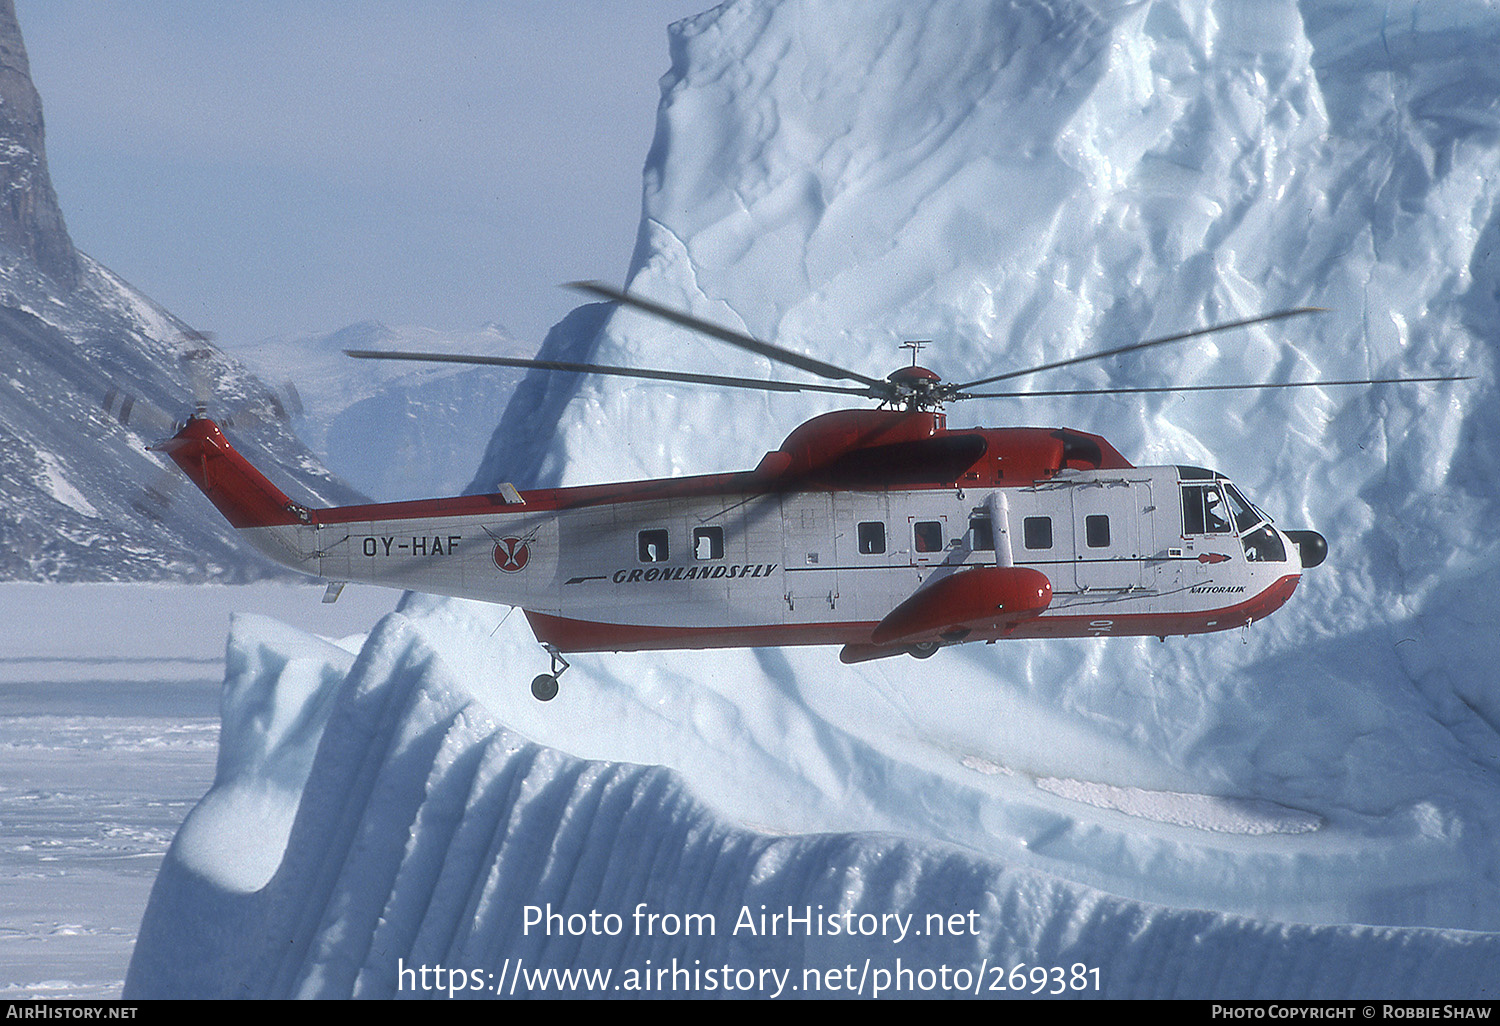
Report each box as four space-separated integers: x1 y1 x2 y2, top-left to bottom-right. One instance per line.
531 673 559 702
909 641 939 659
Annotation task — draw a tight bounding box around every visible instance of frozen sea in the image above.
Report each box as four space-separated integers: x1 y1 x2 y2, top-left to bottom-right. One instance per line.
0 582 394 999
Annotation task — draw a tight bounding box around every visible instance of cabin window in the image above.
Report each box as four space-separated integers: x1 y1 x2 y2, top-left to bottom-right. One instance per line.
968 515 995 551
638 529 669 563
914 520 944 553
693 526 724 560
1085 514 1111 548
1023 516 1052 550
857 521 886 555
1182 484 1231 535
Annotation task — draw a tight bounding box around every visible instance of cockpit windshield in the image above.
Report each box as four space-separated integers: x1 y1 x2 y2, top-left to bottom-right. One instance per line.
1221 483 1266 533
1222 482 1287 562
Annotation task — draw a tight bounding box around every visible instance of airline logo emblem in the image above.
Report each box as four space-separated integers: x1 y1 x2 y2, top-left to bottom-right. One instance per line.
493 537 531 573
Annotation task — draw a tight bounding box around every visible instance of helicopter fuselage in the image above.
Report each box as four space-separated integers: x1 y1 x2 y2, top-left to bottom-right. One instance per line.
163 407 1316 665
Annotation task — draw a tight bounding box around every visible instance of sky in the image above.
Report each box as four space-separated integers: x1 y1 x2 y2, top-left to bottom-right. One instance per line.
16 1 714 350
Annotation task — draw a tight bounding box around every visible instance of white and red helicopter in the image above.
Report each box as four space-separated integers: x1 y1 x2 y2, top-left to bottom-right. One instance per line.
144 283 1465 700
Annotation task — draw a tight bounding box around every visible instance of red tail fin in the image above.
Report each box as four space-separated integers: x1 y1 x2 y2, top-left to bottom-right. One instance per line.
155 418 307 529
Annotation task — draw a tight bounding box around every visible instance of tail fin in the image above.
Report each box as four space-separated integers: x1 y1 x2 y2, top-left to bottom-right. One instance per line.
153 418 310 529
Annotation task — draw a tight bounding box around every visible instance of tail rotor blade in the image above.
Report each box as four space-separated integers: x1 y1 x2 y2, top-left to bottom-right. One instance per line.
279 381 304 418
102 387 177 436
129 467 184 524
221 380 306 431
179 344 217 410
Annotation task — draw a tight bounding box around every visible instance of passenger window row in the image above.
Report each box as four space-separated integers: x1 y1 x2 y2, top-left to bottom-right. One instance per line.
856 515 1072 555
637 513 1096 562
637 526 724 563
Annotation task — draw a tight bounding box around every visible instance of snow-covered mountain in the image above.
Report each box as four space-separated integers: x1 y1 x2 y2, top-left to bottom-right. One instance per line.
226 321 533 501
129 0 1500 998
0 0 365 582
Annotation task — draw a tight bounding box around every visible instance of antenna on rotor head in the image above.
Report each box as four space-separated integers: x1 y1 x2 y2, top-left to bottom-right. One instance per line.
901 340 931 366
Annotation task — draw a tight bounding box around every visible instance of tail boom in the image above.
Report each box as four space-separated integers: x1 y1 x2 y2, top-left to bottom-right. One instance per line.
154 418 308 529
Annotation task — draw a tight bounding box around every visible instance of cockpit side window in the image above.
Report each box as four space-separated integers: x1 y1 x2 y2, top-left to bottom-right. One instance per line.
1181 484 1231 535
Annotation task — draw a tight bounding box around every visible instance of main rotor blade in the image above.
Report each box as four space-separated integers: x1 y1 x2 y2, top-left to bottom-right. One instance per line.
960 374 1471 399
957 308 1326 391
568 280 889 390
343 348 874 398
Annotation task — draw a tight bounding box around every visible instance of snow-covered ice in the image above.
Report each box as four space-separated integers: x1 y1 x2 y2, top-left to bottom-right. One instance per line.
115 0 1500 999
121 604 1499 999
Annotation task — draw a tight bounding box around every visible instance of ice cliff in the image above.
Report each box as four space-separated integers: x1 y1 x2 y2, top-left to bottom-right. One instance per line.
128 607 1498 998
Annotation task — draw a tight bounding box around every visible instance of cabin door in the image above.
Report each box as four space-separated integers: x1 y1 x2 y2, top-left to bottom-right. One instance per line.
1070 482 1151 590
781 493 838 621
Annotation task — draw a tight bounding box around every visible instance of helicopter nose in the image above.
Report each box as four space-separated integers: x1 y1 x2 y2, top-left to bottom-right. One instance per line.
1285 530 1327 568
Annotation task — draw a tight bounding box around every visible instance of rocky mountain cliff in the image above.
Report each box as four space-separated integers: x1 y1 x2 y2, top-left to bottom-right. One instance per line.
0 0 76 291
0 2 364 581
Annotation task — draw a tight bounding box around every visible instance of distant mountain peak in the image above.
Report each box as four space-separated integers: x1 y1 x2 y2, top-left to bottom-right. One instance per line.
0 0 78 290
323 320 397 349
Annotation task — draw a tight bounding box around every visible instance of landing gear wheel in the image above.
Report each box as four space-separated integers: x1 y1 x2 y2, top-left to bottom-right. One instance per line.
530 644 570 702
909 641 940 659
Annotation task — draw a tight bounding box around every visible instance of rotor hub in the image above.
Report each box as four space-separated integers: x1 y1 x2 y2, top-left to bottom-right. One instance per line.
884 364 952 410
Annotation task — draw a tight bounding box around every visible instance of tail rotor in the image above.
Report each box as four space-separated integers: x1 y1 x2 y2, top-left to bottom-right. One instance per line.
102 329 306 522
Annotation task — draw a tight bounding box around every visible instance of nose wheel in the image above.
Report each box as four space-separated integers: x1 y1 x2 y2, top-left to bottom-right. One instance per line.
531 645 569 702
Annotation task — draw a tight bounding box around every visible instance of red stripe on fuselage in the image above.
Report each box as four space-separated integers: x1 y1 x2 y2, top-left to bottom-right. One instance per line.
307 468 776 525
167 415 1132 526
525 574 1301 653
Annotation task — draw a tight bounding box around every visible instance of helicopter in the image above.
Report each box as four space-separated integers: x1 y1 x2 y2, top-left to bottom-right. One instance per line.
145 282 1467 700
